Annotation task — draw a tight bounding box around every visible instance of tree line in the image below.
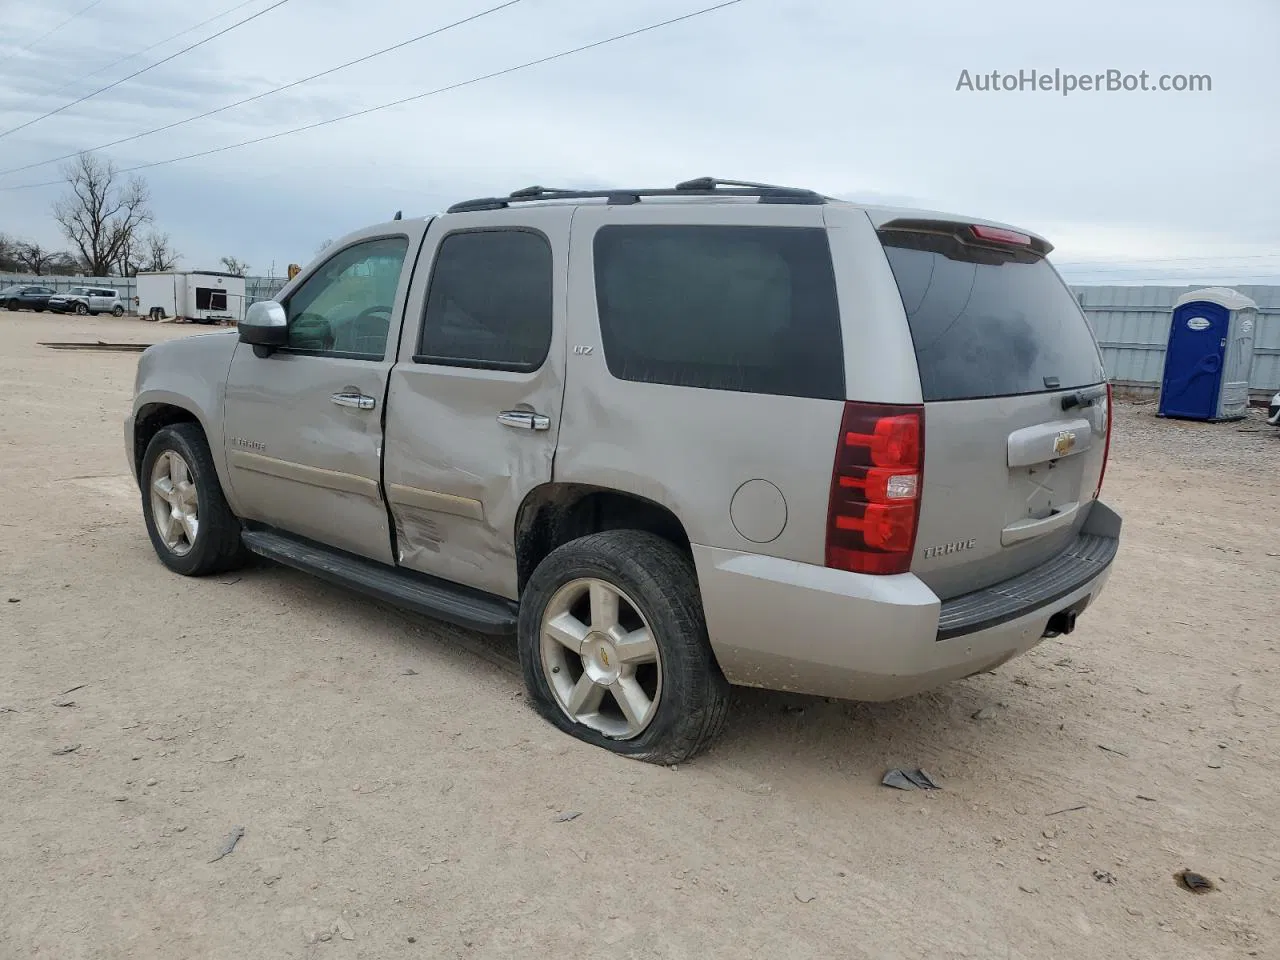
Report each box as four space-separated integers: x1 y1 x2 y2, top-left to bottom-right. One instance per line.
1 153 250 279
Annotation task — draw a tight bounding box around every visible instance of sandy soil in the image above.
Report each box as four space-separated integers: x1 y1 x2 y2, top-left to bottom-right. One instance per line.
2 312 1278 960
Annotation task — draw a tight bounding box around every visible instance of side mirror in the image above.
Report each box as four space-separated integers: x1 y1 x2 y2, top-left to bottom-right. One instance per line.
239 300 288 355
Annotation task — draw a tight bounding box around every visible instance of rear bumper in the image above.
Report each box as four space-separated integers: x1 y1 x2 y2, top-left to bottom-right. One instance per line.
694 502 1121 702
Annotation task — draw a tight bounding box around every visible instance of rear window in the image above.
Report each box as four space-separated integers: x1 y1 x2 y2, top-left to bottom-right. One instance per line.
592 225 844 400
879 227 1105 402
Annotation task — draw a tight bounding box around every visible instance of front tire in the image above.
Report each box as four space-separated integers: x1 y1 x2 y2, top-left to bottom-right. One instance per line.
140 423 247 576
74 303 88 316
5 299 17 311
518 530 730 765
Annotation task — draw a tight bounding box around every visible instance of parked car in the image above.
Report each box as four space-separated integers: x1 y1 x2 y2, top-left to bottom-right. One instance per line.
2 284 55 311
48 286 126 316
1268 390 1280 427
124 178 1122 764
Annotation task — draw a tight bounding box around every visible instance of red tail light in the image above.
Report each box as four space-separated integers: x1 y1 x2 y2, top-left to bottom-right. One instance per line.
826 402 924 575
1094 382 1113 499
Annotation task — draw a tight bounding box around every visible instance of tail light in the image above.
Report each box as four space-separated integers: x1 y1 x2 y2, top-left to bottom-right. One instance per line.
825 402 924 575
1094 382 1113 499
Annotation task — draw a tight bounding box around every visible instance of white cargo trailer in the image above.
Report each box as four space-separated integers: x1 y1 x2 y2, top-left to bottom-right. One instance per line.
136 271 247 325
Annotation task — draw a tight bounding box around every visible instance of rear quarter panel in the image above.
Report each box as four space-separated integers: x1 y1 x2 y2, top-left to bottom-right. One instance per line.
556 202 868 563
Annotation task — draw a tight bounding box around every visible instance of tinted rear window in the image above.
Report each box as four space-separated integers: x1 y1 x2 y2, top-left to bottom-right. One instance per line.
879 228 1104 402
592 225 844 400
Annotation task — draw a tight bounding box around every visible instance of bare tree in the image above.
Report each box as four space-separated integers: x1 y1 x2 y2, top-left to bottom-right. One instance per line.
15 241 57 276
0 233 19 272
114 227 143 278
47 252 81 274
141 232 181 272
219 256 249 277
52 153 152 277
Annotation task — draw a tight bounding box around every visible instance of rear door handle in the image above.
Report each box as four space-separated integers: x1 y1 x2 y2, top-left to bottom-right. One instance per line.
331 392 376 410
497 409 550 431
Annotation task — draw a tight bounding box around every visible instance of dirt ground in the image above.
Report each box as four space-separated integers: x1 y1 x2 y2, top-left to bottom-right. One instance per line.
2 312 1277 960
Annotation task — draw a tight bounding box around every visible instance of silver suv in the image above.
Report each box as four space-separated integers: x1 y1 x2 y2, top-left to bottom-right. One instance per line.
50 286 126 316
124 178 1121 763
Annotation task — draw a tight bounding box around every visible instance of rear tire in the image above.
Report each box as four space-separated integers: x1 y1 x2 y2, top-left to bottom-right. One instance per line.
112 305 125 317
140 423 248 576
518 530 730 765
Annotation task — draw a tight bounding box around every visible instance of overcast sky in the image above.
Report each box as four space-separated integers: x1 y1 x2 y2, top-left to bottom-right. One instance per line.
0 0 1275 283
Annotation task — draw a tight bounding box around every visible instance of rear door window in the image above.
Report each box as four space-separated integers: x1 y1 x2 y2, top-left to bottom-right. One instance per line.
878 227 1105 402
592 225 844 400
417 229 553 371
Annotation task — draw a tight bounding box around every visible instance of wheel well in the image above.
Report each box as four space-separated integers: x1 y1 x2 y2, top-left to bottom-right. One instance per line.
133 404 201 479
515 484 692 593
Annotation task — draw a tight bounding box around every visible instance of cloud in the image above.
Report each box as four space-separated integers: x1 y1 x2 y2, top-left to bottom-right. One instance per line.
0 0 1274 278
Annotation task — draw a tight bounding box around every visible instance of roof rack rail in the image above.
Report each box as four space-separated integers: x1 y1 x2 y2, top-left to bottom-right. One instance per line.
446 178 825 213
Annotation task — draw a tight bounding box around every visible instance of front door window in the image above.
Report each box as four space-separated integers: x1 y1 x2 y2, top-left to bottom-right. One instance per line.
284 237 410 360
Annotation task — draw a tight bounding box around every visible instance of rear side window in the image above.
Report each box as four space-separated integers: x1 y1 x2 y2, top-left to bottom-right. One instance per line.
418 229 553 371
879 227 1105 402
592 225 844 399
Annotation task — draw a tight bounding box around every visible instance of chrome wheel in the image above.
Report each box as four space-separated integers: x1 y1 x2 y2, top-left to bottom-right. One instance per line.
149 450 199 556
539 578 663 740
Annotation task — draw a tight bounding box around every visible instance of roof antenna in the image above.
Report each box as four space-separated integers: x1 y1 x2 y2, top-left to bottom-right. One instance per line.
393 210 402 220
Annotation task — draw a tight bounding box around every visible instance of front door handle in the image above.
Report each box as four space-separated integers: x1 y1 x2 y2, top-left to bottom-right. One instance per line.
331 392 376 410
497 409 550 431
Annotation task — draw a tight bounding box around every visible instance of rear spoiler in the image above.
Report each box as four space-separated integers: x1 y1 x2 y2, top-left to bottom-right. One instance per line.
878 217 1054 258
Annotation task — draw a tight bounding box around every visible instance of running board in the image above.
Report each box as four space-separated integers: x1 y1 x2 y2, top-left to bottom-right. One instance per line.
240 529 519 635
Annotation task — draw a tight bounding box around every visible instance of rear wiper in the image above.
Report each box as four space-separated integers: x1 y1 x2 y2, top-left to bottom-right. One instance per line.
1060 385 1108 411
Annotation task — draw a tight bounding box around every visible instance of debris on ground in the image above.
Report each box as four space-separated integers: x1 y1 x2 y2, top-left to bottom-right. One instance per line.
205 754 244 764
52 698 76 707
52 744 81 756
401 668 419 676
1046 804 1088 816
209 826 245 862
39 341 150 352
6 597 19 603
554 811 582 823
1093 869 1118 884
1175 869 1216 894
881 768 939 790
59 683 86 696
1098 744 1130 757
794 888 816 903
333 918 355 941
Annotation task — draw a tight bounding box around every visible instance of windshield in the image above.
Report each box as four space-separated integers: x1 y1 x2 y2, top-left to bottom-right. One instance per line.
878 227 1105 402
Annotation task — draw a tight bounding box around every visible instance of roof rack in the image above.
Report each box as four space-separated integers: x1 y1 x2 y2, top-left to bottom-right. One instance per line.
446 177 826 213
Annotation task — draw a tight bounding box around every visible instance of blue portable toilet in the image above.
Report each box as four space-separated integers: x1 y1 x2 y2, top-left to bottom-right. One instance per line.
1158 287 1258 421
